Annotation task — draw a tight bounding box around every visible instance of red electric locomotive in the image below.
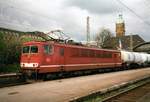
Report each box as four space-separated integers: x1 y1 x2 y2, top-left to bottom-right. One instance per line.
20 41 122 79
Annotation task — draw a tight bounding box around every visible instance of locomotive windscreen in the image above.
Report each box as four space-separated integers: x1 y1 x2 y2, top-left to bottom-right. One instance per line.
22 46 38 53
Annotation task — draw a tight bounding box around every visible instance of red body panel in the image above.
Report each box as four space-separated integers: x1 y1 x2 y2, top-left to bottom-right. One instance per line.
20 41 122 74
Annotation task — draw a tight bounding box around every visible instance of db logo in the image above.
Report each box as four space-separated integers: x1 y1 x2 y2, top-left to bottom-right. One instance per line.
46 58 51 62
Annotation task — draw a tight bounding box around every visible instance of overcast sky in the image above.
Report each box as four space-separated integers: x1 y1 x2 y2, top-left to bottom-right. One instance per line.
0 0 150 41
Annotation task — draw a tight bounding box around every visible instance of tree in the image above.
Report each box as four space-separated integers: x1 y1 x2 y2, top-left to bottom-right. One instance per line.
0 32 6 65
0 31 21 65
95 28 113 48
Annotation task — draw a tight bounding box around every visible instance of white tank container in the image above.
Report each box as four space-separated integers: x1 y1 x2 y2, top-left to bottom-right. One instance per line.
121 51 134 63
121 51 128 63
140 53 148 63
133 52 142 63
147 55 150 62
121 50 150 64
129 52 135 62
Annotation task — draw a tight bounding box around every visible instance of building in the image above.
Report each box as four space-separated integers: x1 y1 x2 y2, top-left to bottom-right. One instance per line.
102 14 145 51
103 35 145 50
116 14 125 37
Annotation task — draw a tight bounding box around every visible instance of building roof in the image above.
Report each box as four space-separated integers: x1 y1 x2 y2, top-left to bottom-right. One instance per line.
133 42 150 53
103 35 145 50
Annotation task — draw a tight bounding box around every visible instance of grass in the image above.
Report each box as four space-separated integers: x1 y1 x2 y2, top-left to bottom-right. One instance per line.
0 64 20 73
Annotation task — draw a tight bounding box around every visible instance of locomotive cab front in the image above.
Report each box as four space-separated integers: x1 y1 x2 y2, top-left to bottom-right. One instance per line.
20 41 54 79
21 45 39 68
20 42 44 78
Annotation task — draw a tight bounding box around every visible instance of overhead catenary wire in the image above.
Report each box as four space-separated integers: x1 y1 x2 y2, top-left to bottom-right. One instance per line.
116 0 150 27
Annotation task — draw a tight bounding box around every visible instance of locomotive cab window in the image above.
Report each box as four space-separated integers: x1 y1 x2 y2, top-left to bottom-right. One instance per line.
23 46 30 53
44 45 53 54
30 46 38 53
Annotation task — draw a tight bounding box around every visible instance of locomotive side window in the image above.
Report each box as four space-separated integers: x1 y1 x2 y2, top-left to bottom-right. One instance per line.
44 45 53 54
23 46 30 53
89 50 95 57
71 48 79 57
60 48 64 56
81 50 88 57
31 46 38 53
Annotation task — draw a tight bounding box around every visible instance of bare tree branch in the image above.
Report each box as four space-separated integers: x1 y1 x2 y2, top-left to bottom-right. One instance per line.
95 28 113 48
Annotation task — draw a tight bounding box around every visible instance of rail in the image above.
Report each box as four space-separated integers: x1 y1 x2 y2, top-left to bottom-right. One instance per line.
70 75 150 102
0 73 26 88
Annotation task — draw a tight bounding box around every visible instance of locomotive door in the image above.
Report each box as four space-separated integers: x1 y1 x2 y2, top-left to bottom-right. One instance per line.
43 45 53 65
113 53 119 67
59 47 65 71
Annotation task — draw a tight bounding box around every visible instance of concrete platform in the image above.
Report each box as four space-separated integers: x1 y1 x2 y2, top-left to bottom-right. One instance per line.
0 68 150 102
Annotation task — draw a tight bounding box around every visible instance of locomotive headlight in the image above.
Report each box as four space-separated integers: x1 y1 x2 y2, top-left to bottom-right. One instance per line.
33 64 35 67
33 63 38 67
20 63 39 67
20 63 24 67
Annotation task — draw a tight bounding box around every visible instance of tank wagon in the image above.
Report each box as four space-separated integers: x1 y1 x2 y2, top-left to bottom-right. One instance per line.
20 41 150 79
121 51 150 66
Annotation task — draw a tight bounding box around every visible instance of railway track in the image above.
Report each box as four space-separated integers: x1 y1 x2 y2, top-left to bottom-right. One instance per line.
0 68 150 102
71 75 150 102
0 73 28 88
0 67 149 88
104 82 150 102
